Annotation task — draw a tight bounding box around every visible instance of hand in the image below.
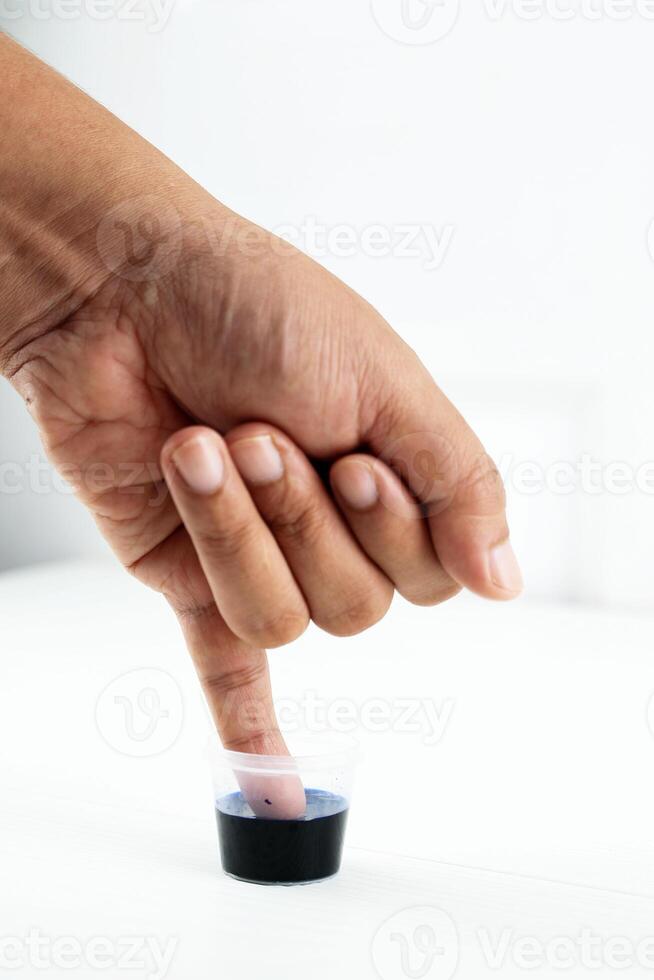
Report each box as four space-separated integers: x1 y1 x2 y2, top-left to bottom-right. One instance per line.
5 191 521 752
0 36 522 765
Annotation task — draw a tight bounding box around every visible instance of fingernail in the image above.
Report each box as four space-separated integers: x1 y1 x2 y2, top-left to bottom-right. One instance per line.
489 540 523 594
335 461 379 510
230 435 284 485
171 435 225 495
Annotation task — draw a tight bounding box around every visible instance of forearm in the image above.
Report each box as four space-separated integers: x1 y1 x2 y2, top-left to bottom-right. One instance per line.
0 33 192 376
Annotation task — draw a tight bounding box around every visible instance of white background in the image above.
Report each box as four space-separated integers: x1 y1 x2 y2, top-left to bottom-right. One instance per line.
2 10 654 974
2 1 654 610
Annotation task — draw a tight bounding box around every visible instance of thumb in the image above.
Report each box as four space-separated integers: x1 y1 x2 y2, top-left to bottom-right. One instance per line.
363 359 523 600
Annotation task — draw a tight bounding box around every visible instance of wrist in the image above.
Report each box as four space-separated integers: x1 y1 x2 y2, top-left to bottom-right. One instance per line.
0 34 193 377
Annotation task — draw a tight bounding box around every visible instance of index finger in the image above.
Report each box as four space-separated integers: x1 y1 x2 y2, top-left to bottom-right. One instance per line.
159 535 306 818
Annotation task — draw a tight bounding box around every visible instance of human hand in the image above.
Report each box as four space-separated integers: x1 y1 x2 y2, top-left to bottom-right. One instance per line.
0 35 522 767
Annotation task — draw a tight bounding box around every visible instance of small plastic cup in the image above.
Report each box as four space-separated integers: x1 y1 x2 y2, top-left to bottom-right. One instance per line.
210 733 358 885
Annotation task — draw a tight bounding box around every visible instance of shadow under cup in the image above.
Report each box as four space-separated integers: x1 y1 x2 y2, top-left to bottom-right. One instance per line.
210 734 358 885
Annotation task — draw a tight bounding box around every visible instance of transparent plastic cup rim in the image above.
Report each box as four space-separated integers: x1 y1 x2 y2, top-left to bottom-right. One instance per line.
210 732 360 775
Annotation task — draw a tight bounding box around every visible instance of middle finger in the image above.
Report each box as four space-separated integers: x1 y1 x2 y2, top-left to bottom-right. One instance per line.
226 422 394 637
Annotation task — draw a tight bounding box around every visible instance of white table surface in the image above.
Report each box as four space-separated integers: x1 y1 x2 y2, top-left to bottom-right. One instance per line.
2 560 654 979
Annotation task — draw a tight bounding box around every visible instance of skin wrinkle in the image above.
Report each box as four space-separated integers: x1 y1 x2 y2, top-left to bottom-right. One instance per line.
12 365 84 439
92 491 170 526
129 528 210 605
174 598 223 624
90 477 171 505
96 515 182 569
2 196 127 362
21 311 183 468
263 498 331 552
45 413 173 458
221 731 278 753
15 310 189 573
451 453 508 519
92 469 171 495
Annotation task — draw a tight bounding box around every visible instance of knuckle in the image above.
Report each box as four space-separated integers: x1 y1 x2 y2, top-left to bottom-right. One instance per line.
244 607 309 648
402 581 462 607
202 659 269 698
194 518 258 562
266 498 329 551
223 728 281 753
318 585 393 637
457 452 507 516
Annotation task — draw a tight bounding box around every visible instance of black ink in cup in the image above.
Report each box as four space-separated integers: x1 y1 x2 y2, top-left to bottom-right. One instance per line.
210 736 358 886
216 789 349 884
